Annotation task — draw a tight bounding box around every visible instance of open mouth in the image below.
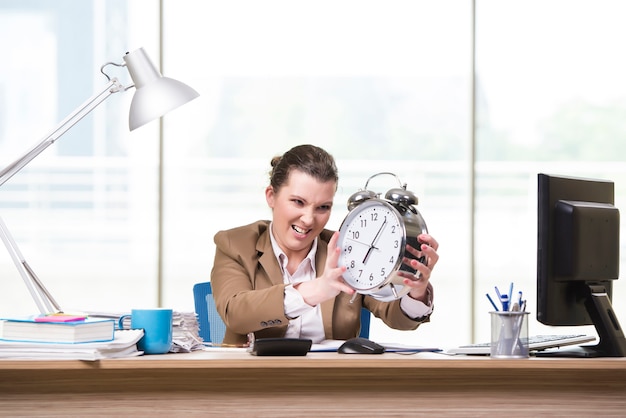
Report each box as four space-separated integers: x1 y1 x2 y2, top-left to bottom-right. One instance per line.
292 225 311 236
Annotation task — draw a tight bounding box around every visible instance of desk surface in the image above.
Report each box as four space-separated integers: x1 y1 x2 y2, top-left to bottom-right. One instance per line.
1 351 626 417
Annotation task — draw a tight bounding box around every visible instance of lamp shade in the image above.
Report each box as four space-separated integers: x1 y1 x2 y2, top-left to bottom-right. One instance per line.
124 48 199 131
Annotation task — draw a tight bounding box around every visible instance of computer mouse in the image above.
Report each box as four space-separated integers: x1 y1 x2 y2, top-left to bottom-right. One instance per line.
337 337 385 354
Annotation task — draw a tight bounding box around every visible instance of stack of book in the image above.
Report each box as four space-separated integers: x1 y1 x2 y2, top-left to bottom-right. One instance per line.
0 314 143 361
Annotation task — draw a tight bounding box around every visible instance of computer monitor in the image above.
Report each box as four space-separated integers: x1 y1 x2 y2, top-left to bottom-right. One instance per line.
537 173 626 357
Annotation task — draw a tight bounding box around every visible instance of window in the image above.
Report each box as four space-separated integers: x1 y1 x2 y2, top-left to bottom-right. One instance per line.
474 0 626 340
2 0 625 349
160 0 473 347
0 0 160 314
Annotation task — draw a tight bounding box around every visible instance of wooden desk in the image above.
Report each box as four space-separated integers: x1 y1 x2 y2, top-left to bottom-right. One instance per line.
1 351 625 417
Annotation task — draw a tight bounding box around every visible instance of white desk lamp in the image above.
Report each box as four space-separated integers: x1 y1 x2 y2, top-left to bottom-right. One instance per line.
0 47 199 315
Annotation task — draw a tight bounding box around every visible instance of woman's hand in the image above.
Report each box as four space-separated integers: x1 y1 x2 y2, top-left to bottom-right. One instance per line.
398 234 439 304
295 231 355 306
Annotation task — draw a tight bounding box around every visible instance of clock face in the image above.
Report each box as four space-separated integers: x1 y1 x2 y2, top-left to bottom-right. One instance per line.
337 199 406 291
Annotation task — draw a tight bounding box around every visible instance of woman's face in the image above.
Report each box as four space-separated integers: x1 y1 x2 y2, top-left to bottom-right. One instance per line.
266 169 336 260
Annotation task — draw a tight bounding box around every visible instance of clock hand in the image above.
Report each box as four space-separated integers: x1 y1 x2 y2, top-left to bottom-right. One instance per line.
362 219 387 264
362 246 374 264
370 218 387 247
346 237 372 248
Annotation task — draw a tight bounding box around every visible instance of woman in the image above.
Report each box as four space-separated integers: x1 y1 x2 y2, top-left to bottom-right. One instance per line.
211 144 439 345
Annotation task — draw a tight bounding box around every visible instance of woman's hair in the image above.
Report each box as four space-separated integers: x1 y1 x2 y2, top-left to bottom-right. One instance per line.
269 144 338 192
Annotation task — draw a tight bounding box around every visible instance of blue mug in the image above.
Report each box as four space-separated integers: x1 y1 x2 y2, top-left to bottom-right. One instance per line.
119 308 173 354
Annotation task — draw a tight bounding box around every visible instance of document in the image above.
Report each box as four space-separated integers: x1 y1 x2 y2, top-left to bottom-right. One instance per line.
310 339 442 353
0 329 144 361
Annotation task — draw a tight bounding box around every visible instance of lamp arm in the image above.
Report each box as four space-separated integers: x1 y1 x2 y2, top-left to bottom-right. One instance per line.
0 78 124 187
0 48 197 315
0 77 125 315
0 217 57 314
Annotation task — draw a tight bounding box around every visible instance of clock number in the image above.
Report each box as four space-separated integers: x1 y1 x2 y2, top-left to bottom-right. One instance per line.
394 240 399 249
360 219 367 228
346 245 352 254
380 267 386 276
370 212 378 221
350 260 356 269
368 273 374 282
351 231 360 240
391 225 396 233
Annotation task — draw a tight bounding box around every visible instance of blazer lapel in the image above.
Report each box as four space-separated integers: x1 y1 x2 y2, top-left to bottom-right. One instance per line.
256 227 285 286
316 239 336 339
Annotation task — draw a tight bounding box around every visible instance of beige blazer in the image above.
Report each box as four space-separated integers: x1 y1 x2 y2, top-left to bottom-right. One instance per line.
211 220 430 345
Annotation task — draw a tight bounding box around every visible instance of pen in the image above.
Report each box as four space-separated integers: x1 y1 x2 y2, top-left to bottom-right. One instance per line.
508 282 514 303
494 286 502 300
500 294 510 312
486 293 499 311
517 291 523 307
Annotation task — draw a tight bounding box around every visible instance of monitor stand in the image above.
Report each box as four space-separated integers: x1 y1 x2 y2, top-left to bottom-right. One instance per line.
536 284 626 357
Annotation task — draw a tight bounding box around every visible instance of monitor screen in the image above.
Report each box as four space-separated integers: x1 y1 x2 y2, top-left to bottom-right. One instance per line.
537 173 626 357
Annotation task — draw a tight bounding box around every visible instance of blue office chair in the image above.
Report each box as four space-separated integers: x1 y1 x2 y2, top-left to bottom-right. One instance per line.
193 281 371 342
193 282 226 345
359 307 371 339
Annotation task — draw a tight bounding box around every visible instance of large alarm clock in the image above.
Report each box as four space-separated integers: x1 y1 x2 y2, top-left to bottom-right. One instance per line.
337 172 428 302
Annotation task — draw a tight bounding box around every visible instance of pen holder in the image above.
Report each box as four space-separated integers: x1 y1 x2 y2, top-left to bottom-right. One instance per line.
490 311 529 359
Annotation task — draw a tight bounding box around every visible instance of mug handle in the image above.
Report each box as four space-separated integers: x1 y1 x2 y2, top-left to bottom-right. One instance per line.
118 314 131 330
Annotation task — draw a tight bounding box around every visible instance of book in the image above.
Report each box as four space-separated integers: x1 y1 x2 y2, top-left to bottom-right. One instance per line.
0 329 144 360
0 316 115 344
